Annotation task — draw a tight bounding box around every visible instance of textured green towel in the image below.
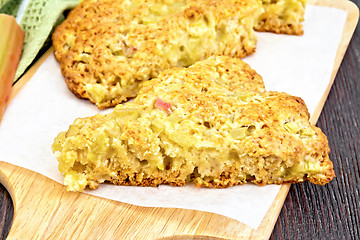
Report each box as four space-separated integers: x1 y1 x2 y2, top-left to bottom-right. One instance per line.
1 0 79 80
15 0 80 80
0 0 22 16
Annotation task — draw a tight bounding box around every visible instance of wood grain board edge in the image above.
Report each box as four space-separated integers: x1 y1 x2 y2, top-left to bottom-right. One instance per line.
248 184 290 240
0 0 358 239
309 0 359 123
0 48 270 240
256 1 359 238
0 161 259 239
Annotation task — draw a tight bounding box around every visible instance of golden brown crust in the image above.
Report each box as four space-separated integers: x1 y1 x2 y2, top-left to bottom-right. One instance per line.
105 167 335 189
255 17 304 35
108 170 187 188
255 0 307 35
52 56 334 192
52 0 261 108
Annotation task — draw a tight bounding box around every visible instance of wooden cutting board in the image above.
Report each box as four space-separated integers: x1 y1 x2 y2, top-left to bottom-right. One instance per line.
0 0 358 239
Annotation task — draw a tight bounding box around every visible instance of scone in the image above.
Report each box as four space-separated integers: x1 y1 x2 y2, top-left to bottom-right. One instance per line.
52 56 334 192
52 0 262 109
255 0 307 35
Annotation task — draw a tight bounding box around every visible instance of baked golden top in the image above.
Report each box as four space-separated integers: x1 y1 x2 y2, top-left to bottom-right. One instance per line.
52 0 261 108
52 56 334 192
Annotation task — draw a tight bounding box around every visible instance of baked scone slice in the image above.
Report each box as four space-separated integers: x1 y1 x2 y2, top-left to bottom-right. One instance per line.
52 0 262 109
52 56 334 192
256 0 307 35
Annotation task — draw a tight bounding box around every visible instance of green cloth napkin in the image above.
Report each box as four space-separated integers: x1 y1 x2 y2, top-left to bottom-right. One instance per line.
2 0 80 81
0 0 22 16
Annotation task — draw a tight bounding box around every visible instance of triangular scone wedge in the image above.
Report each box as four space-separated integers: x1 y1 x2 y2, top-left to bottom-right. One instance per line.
52 56 334 192
52 0 262 109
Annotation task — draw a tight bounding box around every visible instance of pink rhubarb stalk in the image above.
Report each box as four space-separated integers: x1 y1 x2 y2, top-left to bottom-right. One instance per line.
0 14 25 122
155 98 173 114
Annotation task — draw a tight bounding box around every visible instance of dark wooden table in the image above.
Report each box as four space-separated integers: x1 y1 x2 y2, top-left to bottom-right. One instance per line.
1 1 359 239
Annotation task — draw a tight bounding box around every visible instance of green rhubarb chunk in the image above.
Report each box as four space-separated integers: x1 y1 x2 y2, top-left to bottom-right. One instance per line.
283 121 301 134
112 107 141 121
300 127 315 137
230 127 248 140
85 84 106 103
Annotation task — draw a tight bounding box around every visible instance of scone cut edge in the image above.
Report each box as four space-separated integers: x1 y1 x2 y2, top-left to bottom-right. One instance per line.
52 56 334 192
255 0 307 35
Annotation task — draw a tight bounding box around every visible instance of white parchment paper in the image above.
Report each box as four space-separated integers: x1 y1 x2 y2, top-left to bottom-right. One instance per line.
0 5 347 229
